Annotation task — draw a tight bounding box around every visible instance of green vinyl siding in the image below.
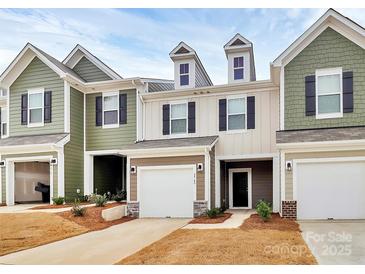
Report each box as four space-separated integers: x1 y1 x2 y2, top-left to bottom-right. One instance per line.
73 56 112 82
1 152 58 203
64 87 84 201
284 27 365 130
9 57 64 136
86 89 136 151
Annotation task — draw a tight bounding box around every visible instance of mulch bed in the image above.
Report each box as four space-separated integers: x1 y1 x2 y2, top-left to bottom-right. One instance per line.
189 213 232 224
240 213 300 231
56 202 135 231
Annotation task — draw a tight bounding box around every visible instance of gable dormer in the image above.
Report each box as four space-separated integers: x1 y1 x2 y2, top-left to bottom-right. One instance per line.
224 33 256 83
169 42 212 89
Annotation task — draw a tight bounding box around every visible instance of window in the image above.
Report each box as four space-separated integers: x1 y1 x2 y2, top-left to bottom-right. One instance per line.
316 68 343 119
180 63 189 86
170 103 187 134
28 89 44 126
233 57 244 80
103 92 119 127
227 97 246 130
1 107 8 137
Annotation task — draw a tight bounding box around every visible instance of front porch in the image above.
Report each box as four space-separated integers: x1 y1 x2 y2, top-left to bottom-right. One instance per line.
216 156 279 212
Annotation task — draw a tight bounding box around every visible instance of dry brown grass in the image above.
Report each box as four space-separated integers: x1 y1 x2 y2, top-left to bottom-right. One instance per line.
0 213 88 256
57 203 135 231
119 214 317 265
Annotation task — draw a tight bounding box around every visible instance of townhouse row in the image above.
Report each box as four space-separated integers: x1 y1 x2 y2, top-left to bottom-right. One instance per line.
0 9 364 220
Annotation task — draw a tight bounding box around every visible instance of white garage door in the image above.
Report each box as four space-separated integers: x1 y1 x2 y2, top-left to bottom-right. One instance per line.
138 165 195 218
296 159 365 220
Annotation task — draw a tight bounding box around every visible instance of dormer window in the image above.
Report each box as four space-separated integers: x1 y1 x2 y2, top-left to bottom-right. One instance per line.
180 63 189 86
233 57 244 80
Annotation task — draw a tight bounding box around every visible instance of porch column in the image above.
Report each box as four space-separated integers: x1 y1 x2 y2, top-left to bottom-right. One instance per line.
272 155 280 212
83 153 94 195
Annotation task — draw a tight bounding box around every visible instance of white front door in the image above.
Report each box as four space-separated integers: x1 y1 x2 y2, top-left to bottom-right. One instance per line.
138 165 195 218
295 158 365 220
229 168 252 209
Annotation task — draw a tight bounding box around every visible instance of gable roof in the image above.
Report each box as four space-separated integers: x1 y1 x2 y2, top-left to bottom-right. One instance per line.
273 9 365 67
224 33 252 50
63 44 122 80
0 43 85 87
169 41 213 86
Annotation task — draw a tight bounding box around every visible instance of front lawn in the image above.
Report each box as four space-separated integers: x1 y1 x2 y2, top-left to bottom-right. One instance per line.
119 214 317 265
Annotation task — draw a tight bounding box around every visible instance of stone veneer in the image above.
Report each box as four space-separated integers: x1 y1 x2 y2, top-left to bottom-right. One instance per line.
194 200 208 217
282 201 297 219
127 202 139 217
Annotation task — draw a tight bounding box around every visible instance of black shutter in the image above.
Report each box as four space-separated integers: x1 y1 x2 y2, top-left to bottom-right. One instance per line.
44 91 52 123
119 93 127 124
343 71 353 113
162 104 170 135
219 99 227 131
247 96 255 129
305 75 316 116
188 102 196 133
21 93 28 125
95 96 102 126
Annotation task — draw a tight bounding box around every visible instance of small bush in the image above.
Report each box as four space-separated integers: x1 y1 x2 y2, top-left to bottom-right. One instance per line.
71 200 86 217
256 199 272 222
112 190 126 202
94 194 107 207
52 196 65 205
205 207 221 218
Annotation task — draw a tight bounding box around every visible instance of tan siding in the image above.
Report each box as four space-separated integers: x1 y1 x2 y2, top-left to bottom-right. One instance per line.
143 88 279 157
285 150 365 200
130 155 205 201
9 57 64 136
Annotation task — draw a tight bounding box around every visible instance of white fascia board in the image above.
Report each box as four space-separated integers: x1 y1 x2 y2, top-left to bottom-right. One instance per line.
277 139 365 152
0 144 57 155
121 146 209 158
273 9 365 67
224 33 252 49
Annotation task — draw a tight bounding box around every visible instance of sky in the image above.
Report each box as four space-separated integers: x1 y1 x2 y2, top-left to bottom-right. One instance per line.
0 8 364 84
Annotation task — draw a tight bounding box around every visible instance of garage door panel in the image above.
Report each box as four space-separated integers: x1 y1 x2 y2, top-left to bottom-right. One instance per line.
297 160 365 220
139 166 195 218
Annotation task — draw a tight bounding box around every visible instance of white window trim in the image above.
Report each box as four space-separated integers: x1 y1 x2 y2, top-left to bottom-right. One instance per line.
102 91 119 129
27 88 44 128
226 95 247 134
233 56 244 80
169 100 188 137
315 67 343 120
179 63 190 86
1 106 9 138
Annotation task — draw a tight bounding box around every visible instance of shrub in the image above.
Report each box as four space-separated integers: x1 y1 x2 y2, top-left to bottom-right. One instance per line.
52 196 65 205
71 200 86 217
112 190 127 202
94 194 107 207
205 207 221 218
256 199 272 222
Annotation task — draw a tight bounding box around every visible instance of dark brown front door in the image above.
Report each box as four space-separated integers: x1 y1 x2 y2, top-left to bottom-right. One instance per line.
232 172 248 207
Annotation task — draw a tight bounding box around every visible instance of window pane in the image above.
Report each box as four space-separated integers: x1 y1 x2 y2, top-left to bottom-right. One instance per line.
228 98 245 114
171 119 187 134
104 95 118 110
30 108 42 123
171 103 186 119
234 56 243 68
234 68 244 80
180 63 189 74
2 123 7 136
1 107 7 122
180 74 189 86
318 74 340 95
318 94 341 114
228 114 245 130
29 93 42 108
104 110 118 125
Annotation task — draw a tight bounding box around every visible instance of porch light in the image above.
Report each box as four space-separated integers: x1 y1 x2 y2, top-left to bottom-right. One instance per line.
286 161 292 171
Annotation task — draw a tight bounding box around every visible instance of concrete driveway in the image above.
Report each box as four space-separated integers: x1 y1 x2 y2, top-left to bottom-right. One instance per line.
299 220 365 265
0 218 189 265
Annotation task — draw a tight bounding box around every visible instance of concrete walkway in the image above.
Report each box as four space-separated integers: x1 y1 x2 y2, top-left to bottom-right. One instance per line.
300 220 365 265
182 209 254 229
0 218 189 265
